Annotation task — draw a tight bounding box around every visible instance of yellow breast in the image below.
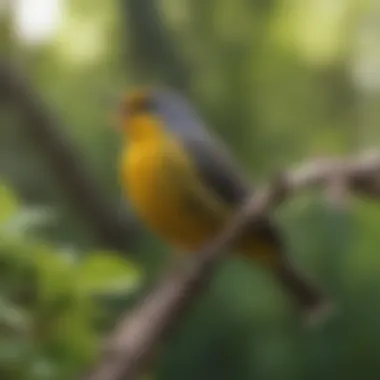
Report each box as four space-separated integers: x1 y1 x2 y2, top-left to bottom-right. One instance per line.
121 138 164 218
120 136 222 251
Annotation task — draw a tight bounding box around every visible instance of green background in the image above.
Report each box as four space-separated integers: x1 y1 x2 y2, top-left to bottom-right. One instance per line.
1 0 380 379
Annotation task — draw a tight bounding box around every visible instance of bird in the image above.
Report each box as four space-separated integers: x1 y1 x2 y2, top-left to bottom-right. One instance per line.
115 87 333 325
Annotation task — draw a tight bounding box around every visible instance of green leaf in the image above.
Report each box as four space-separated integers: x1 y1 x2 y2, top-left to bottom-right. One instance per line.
0 184 19 224
343 198 380 290
30 356 58 380
4 207 56 234
51 307 98 365
0 295 31 334
76 252 142 296
34 247 76 303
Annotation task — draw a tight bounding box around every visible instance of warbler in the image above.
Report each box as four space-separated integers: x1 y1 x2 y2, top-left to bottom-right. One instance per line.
116 87 332 324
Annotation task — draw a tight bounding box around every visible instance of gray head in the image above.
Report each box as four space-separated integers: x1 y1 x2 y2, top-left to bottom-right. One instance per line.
119 87 210 140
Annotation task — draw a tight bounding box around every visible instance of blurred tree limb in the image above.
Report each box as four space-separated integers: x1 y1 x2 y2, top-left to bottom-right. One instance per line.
123 0 191 93
84 150 380 380
0 59 139 251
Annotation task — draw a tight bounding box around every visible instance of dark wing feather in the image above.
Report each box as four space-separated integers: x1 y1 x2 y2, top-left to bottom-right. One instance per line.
182 137 281 246
154 88 251 205
182 137 250 206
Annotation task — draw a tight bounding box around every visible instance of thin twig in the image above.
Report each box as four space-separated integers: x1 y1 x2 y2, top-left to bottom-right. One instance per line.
84 151 380 380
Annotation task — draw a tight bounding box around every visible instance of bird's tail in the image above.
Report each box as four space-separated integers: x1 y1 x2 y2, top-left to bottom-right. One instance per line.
243 219 334 325
273 257 335 326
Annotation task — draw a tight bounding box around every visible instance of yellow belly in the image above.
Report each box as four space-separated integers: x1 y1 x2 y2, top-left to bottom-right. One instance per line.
121 138 278 266
121 139 222 251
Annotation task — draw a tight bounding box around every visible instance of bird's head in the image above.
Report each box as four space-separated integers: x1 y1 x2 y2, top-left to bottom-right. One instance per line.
114 87 207 142
115 87 158 141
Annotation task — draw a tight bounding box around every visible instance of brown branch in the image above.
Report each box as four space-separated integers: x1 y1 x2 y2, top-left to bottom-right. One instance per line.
83 151 380 380
0 59 138 251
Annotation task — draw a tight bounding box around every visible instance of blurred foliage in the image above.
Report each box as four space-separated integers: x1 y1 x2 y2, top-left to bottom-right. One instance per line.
0 183 141 379
2 0 380 379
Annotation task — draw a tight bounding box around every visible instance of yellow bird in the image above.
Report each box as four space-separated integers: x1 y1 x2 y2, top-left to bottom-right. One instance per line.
116 87 332 323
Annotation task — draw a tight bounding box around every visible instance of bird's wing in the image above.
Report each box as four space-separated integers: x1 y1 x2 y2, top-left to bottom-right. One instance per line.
181 136 251 206
154 88 251 205
180 136 281 246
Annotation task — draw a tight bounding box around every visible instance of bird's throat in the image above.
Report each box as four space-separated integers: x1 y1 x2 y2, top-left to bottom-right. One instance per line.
123 114 164 143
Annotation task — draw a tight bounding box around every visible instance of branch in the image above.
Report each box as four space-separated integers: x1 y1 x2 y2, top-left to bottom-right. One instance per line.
84 150 380 380
0 59 139 251
123 0 191 93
